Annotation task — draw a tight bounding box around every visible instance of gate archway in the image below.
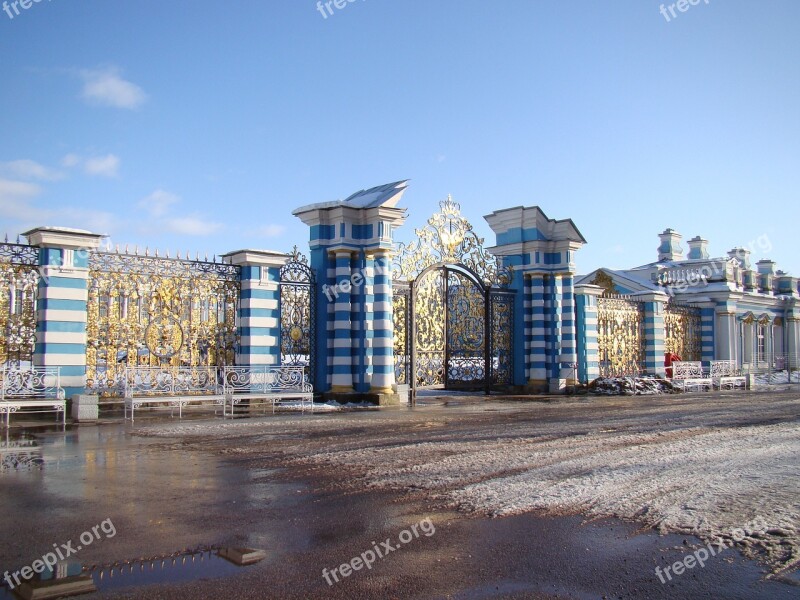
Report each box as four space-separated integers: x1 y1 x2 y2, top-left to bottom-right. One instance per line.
279 247 316 387
393 197 514 397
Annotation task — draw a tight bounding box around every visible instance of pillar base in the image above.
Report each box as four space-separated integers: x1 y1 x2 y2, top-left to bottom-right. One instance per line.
526 379 549 393
329 385 355 394
323 391 402 406
71 394 99 423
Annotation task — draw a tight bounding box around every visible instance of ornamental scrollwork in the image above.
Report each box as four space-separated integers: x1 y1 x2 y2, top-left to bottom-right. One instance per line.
86 251 240 394
393 196 512 287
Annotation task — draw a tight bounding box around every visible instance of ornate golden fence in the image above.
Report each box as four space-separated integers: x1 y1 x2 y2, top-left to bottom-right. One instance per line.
0 242 39 367
596 296 645 377
86 251 240 393
664 303 702 361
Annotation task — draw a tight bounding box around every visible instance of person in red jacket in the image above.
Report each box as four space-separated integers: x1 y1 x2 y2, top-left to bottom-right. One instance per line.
664 352 681 378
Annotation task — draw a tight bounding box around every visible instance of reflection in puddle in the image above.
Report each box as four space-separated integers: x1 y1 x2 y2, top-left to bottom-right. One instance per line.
1 545 264 599
0 431 43 472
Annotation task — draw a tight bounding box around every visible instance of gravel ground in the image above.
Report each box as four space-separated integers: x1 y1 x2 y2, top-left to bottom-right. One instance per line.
2 389 799 599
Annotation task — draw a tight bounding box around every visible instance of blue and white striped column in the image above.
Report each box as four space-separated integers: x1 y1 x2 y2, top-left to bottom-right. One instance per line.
523 275 533 381
700 304 715 362
331 250 354 392
528 274 547 387
360 253 375 391
26 228 103 398
559 275 576 383
222 251 288 367
371 251 394 393
575 284 603 383
548 274 565 392
636 291 668 376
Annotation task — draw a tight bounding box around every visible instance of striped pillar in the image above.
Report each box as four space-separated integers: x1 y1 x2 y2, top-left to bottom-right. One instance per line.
700 305 715 362
559 275 576 383
331 250 354 392
359 252 375 392
371 251 394 393
26 228 103 398
575 284 603 383
548 274 564 392
636 291 668 376
223 251 289 367
523 275 533 381
528 273 547 388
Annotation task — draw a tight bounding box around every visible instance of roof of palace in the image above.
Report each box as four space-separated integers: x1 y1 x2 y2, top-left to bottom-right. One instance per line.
293 180 409 214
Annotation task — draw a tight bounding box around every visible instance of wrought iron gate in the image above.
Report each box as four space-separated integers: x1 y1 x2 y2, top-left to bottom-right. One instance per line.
596 295 646 377
393 197 514 394
664 302 702 361
279 247 316 387
86 250 240 393
0 241 39 368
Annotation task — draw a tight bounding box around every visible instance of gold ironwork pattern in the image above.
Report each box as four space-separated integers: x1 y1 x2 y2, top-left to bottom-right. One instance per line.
279 247 315 386
589 271 616 296
414 269 446 387
392 284 409 384
664 303 702 361
0 242 39 367
86 251 240 393
597 297 645 377
446 271 486 386
394 196 512 287
490 292 514 385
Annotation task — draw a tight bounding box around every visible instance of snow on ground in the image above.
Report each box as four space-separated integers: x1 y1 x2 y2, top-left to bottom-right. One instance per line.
589 376 678 395
136 393 800 574
136 401 377 437
290 404 800 573
755 371 800 385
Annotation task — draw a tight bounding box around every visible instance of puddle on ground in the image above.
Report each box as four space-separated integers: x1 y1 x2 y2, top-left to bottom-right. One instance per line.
0 432 43 472
1 546 264 599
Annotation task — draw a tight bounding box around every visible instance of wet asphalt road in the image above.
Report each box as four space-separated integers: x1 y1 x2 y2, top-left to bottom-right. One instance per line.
1 390 799 599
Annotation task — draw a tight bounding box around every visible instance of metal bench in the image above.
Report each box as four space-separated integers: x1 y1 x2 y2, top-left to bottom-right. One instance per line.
671 361 713 392
223 366 314 416
123 367 226 423
0 366 66 428
710 360 747 390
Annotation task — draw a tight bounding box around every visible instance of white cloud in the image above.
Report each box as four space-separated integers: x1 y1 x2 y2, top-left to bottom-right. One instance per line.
83 154 120 177
165 216 223 236
80 67 147 110
0 177 116 233
0 178 45 222
137 189 180 218
0 160 63 181
61 154 81 168
258 224 286 237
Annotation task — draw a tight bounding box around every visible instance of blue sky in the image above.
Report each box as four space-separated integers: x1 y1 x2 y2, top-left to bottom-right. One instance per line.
0 0 798 274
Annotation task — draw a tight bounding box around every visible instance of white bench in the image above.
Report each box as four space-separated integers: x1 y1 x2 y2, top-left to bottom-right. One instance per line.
0 366 66 428
124 367 225 423
223 366 314 415
710 360 747 390
671 361 713 392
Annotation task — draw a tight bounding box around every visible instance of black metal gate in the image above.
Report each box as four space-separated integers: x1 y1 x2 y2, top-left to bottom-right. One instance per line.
405 263 514 393
392 197 515 397
279 247 316 387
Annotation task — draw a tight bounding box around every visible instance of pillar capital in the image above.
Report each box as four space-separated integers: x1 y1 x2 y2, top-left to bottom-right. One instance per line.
24 227 104 251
